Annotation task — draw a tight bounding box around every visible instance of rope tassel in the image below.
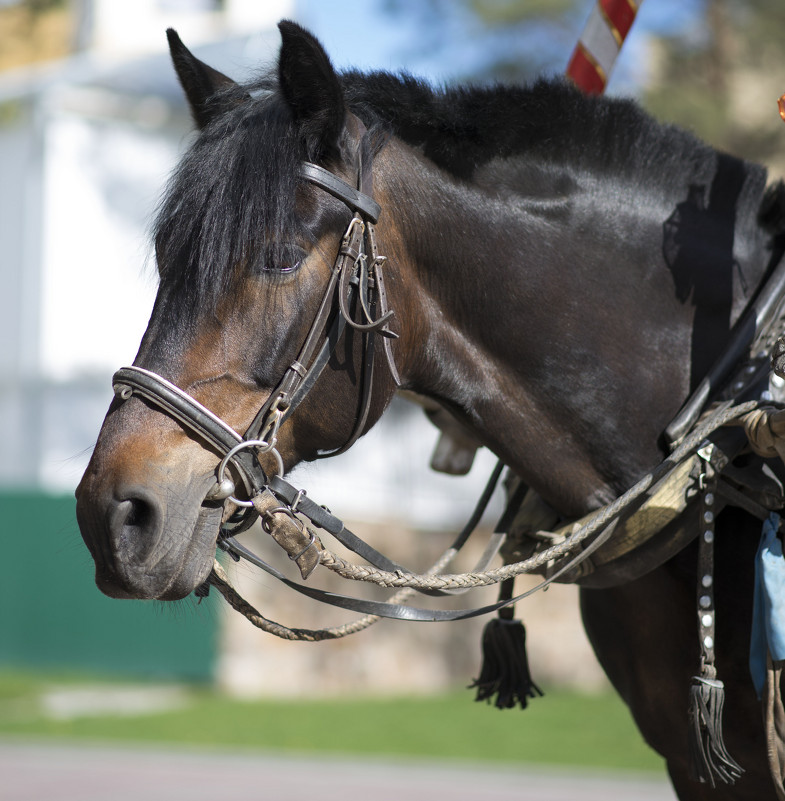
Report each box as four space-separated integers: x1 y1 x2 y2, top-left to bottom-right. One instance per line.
471 579 543 710
688 674 743 786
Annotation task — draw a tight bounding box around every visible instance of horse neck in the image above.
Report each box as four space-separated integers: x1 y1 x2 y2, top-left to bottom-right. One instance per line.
375 140 771 515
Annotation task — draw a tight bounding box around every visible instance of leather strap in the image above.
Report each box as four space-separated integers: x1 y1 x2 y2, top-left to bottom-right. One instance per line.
267 474 400 568
697 445 720 671
243 219 363 441
112 366 263 495
266 465 507 590
300 162 381 223
666 247 785 446
113 366 241 452
249 146 398 456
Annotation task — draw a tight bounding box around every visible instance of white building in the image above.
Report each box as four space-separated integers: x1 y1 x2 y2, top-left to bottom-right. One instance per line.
0 1 286 482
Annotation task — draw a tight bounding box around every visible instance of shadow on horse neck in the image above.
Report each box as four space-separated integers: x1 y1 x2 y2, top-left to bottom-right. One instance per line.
75 20 785 801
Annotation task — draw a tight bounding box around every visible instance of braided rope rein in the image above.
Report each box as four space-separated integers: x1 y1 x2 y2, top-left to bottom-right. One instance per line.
211 399 761 641
209 546 457 642
317 400 759 590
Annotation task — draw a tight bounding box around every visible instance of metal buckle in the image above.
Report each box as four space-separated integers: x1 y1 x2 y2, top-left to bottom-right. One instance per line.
697 441 714 491
342 215 364 246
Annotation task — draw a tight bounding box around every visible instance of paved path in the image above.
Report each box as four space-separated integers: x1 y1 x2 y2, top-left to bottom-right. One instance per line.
2 740 677 801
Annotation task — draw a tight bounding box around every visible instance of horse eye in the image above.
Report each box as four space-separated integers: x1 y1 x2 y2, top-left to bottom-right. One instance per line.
277 259 301 274
264 246 306 274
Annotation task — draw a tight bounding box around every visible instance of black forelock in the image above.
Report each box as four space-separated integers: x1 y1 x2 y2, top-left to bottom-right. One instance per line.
153 79 306 312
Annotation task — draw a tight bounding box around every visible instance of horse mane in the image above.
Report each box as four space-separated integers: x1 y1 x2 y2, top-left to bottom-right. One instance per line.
345 72 785 241
153 66 780 314
342 72 711 185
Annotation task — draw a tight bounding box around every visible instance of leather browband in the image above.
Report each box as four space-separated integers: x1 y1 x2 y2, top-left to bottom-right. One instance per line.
300 162 381 224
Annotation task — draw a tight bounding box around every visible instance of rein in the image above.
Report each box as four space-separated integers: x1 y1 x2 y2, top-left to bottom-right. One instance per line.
112 367 768 635
207 398 762 634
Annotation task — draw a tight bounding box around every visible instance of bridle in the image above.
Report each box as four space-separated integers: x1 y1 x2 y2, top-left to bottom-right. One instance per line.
110 142 525 622
111 143 509 618
114 139 399 534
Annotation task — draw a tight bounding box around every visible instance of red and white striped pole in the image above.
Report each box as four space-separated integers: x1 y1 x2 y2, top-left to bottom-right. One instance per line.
566 0 642 94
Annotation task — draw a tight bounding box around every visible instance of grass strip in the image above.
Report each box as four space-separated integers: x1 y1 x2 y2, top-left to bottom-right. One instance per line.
0 669 664 773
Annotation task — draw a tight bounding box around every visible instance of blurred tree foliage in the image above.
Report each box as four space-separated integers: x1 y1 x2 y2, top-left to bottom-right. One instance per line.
385 0 785 171
0 0 72 71
643 0 785 172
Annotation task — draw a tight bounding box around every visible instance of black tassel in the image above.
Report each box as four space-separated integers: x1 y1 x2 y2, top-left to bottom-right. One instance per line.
470 613 543 710
688 674 743 787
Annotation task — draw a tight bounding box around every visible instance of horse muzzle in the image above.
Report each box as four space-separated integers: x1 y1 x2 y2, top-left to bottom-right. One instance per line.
75 432 224 601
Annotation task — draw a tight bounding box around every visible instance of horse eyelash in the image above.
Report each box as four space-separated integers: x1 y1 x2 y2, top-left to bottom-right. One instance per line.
260 245 307 274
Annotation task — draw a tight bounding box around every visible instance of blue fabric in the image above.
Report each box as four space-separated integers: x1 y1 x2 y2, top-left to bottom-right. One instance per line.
750 513 785 698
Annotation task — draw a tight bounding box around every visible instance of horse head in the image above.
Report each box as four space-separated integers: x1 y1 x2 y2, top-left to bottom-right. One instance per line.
76 22 403 600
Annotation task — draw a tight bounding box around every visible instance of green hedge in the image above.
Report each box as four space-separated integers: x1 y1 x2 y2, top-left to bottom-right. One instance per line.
0 491 217 681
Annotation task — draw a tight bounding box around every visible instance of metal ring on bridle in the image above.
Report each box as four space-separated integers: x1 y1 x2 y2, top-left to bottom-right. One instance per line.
216 439 285 508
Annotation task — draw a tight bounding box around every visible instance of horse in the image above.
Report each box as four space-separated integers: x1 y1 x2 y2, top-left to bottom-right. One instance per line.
75 20 785 800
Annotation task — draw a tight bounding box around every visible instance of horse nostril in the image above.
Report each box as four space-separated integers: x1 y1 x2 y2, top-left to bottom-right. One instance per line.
124 498 151 531
109 491 163 563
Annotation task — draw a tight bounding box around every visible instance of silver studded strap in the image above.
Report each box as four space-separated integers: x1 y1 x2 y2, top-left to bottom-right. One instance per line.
690 440 744 786
697 442 720 674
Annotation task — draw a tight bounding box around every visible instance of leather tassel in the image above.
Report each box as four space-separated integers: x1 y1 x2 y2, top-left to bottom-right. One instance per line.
688 674 743 787
470 580 543 709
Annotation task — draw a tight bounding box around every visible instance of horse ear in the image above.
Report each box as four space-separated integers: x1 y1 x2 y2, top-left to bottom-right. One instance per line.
167 28 243 129
277 20 346 161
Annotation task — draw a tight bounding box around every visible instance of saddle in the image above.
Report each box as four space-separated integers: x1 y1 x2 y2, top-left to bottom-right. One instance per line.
499 428 784 589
